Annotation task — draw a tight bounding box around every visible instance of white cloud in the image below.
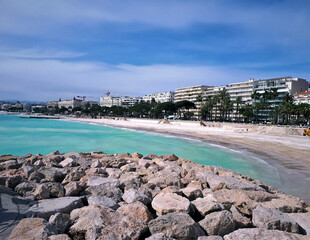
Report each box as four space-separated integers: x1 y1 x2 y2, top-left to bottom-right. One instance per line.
1 56 308 101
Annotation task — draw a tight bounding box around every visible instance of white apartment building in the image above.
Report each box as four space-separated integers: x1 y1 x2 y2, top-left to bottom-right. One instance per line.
100 96 122 107
294 91 310 104
175 85 212 117
142 91 175 103
100 96 141 107
121 97 142 107
58 99 82 109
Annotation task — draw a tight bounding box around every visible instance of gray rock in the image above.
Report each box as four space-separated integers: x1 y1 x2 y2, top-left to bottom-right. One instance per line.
59 158 76 167
181 187 203 200
148 212 205 240
192 194 224 216
14 181 36 196
152 192 191 216
70 203 152 240
33 184 50 200
5 175 23 189
43 182 65 198
49 213 70 234
90 159 103 168
253 206 301 233
230 205 252 228
199 173 264 191
86 184 123 202
25 196 83 220
223 228 308 240
61 167 86 184
122 188 151 205
199 210 235 236
38 167 68 182
64 181 84 196
87 176 120 187
22 165 34 178
48 234 72 240
146 233 176 240
88 196 119 210
198 237 223 240
9 218 57 240
288 212 310 235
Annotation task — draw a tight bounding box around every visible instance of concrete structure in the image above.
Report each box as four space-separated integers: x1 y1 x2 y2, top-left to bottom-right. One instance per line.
100 96 122 107
46 101 58 109
81 100 98 107
294 91 310 104
175 85 212 117
121 97 142 107
253 77 308 122
142 91 175 103
58 99 82 109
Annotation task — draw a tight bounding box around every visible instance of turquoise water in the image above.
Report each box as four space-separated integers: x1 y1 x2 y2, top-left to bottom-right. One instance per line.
0 114 308 201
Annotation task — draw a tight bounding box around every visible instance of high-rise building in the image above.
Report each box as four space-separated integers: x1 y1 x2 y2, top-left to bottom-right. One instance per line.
142 91 175 103
294 91 310 105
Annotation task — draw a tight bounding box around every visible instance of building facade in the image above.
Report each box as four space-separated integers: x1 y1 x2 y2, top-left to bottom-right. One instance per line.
58 99 82 109
142 91 175 103
294 91 310 104
121 97 142 107
100 96 141 107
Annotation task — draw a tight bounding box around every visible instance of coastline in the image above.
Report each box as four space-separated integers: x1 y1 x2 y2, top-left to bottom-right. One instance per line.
64 117 310 172
63 117 310 201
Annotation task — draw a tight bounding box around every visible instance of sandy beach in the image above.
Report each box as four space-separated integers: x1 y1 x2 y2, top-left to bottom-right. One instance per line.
66 117 310 177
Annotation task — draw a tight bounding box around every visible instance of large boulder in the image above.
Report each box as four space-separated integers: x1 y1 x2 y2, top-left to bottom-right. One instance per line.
223 228 309 240
86 183 123 202
38 167 68 182
288 212 310 235
181 187 203 200
70 202 152 240
151 192 191 216
64 181 84 196
87 196 119 210
9 218 57 240
148 212 205 240
191 194 224 216
252 206 302 233
49 213 70 234
230 205 252 228
199 210 235 236
25 197 83 220
146 233 176 240
122 188 151 205
87 176 120 188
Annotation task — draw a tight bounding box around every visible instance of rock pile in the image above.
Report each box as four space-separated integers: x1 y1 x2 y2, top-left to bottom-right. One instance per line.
0 151 309 240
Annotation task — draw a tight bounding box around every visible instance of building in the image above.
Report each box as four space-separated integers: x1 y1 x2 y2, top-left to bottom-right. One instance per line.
100 96 122 107
252 77 308 121
58 99 82 109
174 85 212 117
121 97 142 107
294 91 310 104
142 91 175 103
46 101 58 109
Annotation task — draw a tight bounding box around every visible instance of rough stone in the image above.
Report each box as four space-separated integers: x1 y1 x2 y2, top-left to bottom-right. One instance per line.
152 192 191 216
86 183 123 202
198 237 223 240
9 218 57 240
288 212 310 235
43 182 65 198
192 194 224 216
146 233 176 240
90 159 103 168
87 176 120 187
223 228 309 240
14 181 36 196
48 234 72 240
49 213 70 234
181 187 203 200
230 205 252 228
59 158 76 168
87 196 119 210
33 184 50 200
25 196 83 220
199 210 235 236
64 181 84 196
252 206 302 233
148 212 205 240
122 188 151 205
38 167 68 182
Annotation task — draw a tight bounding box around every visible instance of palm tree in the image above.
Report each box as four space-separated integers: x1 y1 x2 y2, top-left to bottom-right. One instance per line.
251 91 261 123
234 96 243 122
196 94 203 120
217 88 230 121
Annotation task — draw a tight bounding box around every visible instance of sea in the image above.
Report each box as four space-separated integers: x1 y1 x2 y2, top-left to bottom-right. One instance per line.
0 114 309 201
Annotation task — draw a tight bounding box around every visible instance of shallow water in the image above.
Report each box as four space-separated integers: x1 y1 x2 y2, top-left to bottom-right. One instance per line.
0 114 309 201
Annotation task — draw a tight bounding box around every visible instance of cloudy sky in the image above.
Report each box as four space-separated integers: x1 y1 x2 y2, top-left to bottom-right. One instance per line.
0 0 309 101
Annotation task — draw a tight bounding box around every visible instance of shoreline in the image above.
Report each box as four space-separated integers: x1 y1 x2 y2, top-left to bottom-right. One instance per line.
63 117 310 201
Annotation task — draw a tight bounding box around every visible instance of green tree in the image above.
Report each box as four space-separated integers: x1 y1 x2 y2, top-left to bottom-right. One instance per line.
239 104 254 123
234 96 243 122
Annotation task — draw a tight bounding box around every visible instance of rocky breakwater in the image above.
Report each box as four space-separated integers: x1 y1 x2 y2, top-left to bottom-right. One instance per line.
0 151 310 240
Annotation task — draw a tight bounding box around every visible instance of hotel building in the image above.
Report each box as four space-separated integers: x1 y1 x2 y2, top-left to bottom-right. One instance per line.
142 91 175 103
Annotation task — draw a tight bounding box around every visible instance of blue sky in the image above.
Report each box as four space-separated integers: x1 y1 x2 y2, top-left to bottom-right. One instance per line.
0 0 309 101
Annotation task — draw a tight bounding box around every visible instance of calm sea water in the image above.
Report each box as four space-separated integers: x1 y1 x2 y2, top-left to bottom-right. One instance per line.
0 114 309 201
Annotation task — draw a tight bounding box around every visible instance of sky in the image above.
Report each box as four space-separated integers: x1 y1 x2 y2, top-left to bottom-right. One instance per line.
0 0 309 101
